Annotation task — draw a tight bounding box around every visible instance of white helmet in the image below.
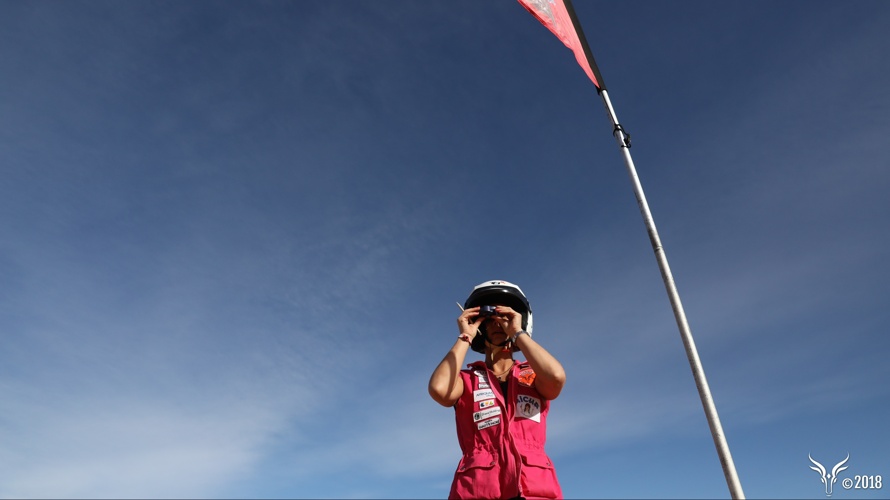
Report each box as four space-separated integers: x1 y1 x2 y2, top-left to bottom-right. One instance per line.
463 280 533 353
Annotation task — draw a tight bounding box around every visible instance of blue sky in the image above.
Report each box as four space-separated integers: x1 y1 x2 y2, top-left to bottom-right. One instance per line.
1 1 889 498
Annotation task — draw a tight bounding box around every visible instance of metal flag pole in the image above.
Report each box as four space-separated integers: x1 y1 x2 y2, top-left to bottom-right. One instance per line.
598 89 745 499
519 0 747 496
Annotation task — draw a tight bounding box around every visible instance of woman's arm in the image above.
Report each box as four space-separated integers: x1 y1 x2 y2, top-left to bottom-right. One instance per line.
428 307 483 407
496 306 566 400
512 333 566 400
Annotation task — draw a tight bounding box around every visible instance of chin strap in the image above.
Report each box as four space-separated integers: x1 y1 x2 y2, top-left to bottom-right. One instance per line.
478 332 513 353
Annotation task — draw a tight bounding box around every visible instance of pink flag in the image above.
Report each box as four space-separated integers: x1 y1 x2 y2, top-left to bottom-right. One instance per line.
518 0 602 89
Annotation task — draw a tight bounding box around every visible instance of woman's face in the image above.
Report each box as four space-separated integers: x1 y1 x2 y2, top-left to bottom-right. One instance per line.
482 306 508 343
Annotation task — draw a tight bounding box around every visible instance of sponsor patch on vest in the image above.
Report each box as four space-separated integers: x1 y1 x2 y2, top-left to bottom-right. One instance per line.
516 394 541 422
518 368 536 387
473 388 495 402
477 416 500 430
473 406 501 422
478 399 496 409
473 370 491 386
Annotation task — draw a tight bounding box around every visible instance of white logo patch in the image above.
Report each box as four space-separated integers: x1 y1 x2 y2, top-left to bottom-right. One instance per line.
474 389 495 402
477 416 500 430
472 369 492 389
478 399 496 409
473 406 502 422
516 395 541 422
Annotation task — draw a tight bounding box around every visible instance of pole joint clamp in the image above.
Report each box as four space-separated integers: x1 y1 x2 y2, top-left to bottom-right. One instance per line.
613 123 632 148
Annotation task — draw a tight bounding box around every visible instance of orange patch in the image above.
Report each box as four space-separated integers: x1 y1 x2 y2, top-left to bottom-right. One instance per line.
518 368 536 387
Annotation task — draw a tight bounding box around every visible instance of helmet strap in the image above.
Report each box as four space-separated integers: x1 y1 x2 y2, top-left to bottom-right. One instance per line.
482 331 509 348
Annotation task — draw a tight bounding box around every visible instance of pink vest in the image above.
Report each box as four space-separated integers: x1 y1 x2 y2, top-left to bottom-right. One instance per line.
448 360 562 500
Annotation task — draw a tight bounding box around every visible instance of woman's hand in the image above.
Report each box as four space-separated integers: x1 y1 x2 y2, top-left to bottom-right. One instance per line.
457 306 484 339
494 306 523 338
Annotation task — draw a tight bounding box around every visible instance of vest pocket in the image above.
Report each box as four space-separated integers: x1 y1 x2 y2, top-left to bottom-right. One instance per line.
521 451 553 469
457 449 497 472
519 451 560 498
452 450 500 499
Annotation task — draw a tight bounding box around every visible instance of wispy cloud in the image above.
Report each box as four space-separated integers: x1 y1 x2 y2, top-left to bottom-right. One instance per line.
0 393 289 498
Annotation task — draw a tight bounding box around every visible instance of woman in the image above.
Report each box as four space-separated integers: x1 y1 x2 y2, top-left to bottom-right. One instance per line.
429 280 566 500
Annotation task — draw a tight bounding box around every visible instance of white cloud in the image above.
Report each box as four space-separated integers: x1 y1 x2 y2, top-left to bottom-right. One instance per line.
0 386 292 499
